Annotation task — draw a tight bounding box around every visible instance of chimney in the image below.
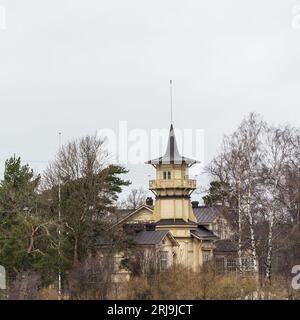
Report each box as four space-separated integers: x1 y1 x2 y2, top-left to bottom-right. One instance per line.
191 201 199 208
146 197 154 206
145 223 156 231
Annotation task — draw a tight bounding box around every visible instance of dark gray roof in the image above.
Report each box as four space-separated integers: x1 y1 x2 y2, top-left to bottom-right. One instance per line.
156 219 197 226
214 239 238 252
191 226 216 239
146 125 197 165
104 209 134 225
193 206 222 224
133 230 169 245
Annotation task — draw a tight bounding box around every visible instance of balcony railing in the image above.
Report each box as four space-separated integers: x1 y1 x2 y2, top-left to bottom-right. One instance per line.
149 179 196 189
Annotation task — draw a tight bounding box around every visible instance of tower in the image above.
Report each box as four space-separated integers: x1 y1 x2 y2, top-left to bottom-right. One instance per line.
146 124 198 224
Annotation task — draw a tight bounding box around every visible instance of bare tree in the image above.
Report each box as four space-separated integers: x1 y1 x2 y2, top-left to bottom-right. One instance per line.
207 113 265 274
238 113 266 274
287 129 300 225
43 134 108 189
68 252 115 300
207 137 245 273
118 188 148 210
261 126 295 279
206 113 300 281
8 271 40 300
125 247 160 279
42 134 129 266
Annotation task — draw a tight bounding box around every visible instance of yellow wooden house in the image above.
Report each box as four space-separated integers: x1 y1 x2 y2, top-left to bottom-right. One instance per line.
114 124 236 273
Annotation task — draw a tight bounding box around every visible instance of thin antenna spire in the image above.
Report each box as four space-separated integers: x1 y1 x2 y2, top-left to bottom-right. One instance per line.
170 80 173 125
58 132 62 299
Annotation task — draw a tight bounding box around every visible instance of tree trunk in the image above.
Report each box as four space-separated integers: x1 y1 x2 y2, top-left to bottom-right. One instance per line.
237 188 243 274
73 237 79 267
265 211 274 280
247 187 258 274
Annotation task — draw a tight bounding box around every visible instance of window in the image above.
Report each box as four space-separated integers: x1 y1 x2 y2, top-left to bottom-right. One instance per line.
202 251 211 263
215 258 225 273
159 251 168 271
163 171 171 180
226 258 238 272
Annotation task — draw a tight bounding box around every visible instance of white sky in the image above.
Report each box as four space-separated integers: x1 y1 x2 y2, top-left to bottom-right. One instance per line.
0 0 300 200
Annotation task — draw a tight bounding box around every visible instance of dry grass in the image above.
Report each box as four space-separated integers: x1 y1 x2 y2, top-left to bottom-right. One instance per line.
121 264 296 300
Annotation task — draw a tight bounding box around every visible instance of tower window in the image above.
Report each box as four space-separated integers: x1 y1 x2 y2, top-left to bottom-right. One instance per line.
163 171 171 180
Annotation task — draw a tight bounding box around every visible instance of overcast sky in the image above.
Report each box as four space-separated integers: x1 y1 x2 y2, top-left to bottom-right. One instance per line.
0 0 300 200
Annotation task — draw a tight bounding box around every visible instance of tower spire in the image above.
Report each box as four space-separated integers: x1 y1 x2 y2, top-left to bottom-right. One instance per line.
170 80 173 125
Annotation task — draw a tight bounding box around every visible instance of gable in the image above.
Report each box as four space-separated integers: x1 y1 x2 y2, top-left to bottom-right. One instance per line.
131 207 154 222
117 205 154 225
162 234 176 246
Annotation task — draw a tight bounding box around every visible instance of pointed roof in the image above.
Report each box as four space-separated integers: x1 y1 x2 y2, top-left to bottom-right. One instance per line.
146 124 198 166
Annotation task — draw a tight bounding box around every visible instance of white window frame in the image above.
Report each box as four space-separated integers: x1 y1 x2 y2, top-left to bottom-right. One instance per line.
159 251 169 271
163 171 171 180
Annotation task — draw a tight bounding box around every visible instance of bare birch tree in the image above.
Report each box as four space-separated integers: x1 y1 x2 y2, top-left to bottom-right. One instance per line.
261 126 294 279
207 113 266 274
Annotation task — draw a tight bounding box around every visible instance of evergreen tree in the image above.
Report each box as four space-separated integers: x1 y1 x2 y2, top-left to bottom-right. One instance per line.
203 181 232 207
0 156 60 285
0 156 40 216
